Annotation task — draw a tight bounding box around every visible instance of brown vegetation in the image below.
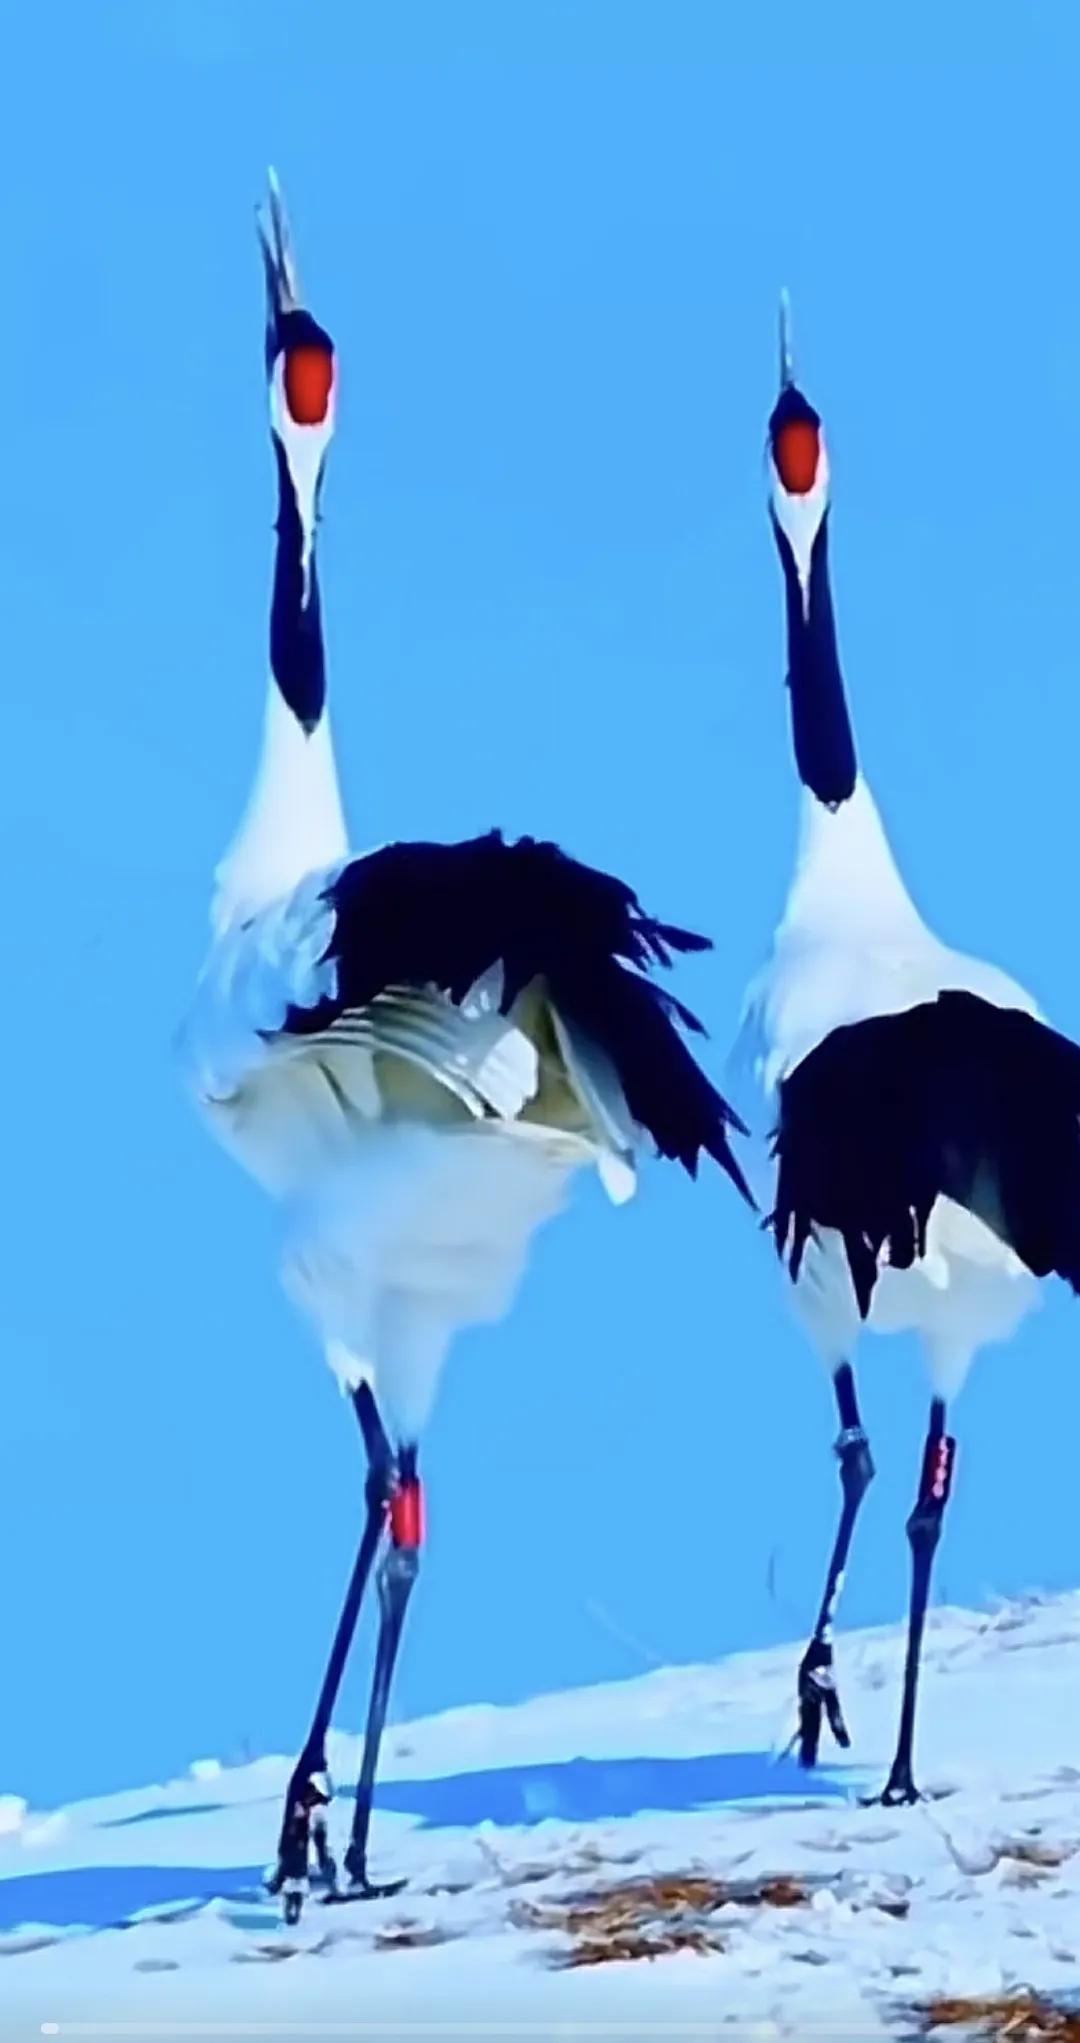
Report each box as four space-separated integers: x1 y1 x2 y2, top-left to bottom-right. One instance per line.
513 1869 809 1968
916 1993 1080 2040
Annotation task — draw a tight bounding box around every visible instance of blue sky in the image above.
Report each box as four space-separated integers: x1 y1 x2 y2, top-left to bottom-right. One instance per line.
4 0 1080 1808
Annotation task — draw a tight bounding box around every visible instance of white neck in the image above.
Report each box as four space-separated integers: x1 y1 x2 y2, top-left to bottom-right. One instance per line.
778 776 927 945
212 687 349 933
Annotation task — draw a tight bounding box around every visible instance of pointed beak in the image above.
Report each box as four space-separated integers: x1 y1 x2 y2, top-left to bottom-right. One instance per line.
768 291 823 497
258 168 303 373
778 287 795 394
257 171 336 437
767 295 828 584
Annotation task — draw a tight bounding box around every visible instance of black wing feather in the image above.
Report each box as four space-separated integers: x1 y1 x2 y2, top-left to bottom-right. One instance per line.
773 989 1080 1315
284 831 751 1197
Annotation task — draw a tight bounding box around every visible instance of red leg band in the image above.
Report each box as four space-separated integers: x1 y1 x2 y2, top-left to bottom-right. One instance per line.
921 1433 956 1508
390 1478 424 1550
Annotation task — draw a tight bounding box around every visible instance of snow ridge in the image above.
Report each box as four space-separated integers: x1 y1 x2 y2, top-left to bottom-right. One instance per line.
3 1593 1080 2036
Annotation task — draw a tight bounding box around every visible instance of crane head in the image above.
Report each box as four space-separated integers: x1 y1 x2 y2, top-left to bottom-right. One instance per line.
258 170 337 442
767 291 829 588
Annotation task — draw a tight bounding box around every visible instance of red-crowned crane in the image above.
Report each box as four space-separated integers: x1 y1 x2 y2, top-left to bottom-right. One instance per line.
739 300 1080 1804
178 177 749 1920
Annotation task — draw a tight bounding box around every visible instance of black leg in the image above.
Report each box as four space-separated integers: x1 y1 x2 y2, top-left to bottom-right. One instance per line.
336 1445 422 1900
880 1398 956 1806
797 1362 876 1767
267 1384 393 1924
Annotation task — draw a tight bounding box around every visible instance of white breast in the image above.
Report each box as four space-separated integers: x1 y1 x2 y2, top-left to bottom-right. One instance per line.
739 779 1040 1102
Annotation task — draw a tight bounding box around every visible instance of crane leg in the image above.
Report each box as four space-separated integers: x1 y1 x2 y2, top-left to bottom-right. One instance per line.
334 1445 422 1899
797 1362 875 1767
879 1398 955 1806
267 1383 392 1924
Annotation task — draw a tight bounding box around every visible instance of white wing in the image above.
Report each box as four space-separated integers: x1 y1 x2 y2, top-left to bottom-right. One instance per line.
550 1008 638 1203
178 878 642 1201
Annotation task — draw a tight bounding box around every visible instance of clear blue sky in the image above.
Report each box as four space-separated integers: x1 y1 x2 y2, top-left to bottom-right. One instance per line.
4 0 1080 1809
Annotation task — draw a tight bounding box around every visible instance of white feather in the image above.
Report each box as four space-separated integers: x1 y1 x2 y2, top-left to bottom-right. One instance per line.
181 865 647 1428
212 696 348 938
789 1203 1041 1398
740 779 1039 1102
282 1124 586 1438
741 776 1045 1388
550 1009 638 1204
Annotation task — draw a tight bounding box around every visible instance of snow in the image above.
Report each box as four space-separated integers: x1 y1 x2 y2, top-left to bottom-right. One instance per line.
3 1592 1080 2035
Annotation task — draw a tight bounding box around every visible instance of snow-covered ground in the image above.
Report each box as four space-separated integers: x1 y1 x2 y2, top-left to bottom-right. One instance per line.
3 1593 1080 2037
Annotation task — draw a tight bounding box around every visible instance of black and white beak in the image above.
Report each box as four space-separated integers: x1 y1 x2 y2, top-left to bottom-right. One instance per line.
258 170 337 554
768 292 829 594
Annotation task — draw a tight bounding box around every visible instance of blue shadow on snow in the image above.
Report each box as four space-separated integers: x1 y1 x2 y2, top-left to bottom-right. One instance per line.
0 1747 845 1934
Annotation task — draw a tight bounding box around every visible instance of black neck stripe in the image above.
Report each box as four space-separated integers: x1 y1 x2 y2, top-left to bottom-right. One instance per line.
270 432 326 736
773 509 856 807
